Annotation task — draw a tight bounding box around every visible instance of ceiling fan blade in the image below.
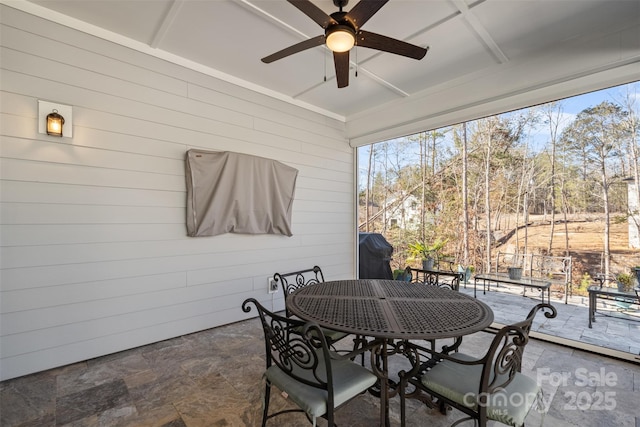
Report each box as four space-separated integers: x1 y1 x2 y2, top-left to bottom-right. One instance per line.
345 0 388 29
357 30 428 60
333 50 350 88
288 0 337 28
262 35 326 63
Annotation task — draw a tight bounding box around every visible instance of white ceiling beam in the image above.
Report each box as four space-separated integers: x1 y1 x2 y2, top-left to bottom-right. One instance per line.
235 0 310 40
150 0 184 48
451 0 509 64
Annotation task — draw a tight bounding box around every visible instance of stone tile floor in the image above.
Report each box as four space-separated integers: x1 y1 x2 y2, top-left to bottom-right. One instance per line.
458 281 640 355
1 286 639 427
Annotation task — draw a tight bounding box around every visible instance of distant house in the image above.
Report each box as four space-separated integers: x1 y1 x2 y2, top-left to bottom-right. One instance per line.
385 194 422 230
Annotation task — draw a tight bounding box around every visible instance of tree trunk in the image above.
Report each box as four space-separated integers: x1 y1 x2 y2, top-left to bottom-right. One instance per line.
421 133 426 242
431 131 437 177
602 164 611 277
462 123 469 266
365 144 374 232
484 133 492 273
547 106 559 254
383 144 389 233
562 183 570 257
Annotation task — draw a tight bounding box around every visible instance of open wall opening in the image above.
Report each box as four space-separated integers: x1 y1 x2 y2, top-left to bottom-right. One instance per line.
357 81 640 361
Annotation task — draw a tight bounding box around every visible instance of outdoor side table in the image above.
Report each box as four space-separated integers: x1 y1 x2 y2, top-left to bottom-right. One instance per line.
588 284 640 328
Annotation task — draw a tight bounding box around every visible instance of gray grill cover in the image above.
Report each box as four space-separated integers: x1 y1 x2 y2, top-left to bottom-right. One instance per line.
358 232 393 279
185 150 298 237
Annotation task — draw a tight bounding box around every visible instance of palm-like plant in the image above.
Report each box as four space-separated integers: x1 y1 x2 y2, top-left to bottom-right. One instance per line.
408 239 448 261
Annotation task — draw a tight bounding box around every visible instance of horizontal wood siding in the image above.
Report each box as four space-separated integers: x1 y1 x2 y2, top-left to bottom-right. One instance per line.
0 6 353 381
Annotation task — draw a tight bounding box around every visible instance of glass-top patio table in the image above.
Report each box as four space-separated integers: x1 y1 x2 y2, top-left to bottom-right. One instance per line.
286 279 494 427
474 272 552 303
588 276 640 328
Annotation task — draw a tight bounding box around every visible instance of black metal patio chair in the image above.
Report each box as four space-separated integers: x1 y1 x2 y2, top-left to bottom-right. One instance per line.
242 298 377 427
399 303 557 427
273 266 349 346
274 266 325 317
405 266 462 291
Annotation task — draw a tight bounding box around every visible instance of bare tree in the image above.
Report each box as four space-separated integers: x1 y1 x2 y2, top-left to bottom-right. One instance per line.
562 101 629 275
477 117 503 272
420 132 427 242
462 123 470 266
365 143 374 232
618 85 640 242
544 103 560 253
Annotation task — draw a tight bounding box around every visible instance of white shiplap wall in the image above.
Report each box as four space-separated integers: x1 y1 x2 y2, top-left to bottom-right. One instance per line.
0 5 354 381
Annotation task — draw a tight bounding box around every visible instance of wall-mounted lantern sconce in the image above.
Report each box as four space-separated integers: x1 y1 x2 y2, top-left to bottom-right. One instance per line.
46 109 65 137
38 100 73 138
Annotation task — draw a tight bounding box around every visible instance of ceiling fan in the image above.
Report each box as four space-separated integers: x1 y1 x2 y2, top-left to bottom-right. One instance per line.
261 0 429 88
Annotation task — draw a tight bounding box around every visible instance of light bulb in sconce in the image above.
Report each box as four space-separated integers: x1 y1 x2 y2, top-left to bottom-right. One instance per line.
46 109 65 137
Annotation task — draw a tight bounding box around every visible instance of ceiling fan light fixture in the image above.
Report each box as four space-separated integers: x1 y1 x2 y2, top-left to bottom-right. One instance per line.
326 25 355 52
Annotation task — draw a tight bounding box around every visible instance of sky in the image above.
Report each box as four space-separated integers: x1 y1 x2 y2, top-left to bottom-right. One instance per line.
526 82 639 151
561 83 638 115
357 81 640 189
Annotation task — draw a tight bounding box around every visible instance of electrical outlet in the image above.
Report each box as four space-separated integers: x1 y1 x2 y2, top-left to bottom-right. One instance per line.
268 277 278 294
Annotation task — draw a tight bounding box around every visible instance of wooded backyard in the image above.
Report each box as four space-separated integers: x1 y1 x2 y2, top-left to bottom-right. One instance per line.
358 82 640 285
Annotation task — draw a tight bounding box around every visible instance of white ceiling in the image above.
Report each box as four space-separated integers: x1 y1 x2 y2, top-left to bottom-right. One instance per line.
8 0 640 144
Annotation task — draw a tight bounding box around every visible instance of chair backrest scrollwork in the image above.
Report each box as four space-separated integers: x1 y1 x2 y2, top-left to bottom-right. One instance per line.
481 303 557 395
274 266 325 317
242 298 332 391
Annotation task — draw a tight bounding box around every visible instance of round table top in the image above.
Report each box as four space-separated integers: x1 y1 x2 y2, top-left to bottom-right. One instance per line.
286 279 494 340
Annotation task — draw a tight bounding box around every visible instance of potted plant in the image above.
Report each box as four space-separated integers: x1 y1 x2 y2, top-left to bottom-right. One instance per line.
408 242 429 268
507 255 523 280
616 272 634 293
393 268 412 281
507 266 523 280
408 239 447 270
458 264 475 284
615 272 634 309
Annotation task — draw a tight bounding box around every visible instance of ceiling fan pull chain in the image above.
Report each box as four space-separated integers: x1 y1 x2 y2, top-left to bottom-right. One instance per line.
355 46 358 78
324 49 327 82
354 47 358 77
